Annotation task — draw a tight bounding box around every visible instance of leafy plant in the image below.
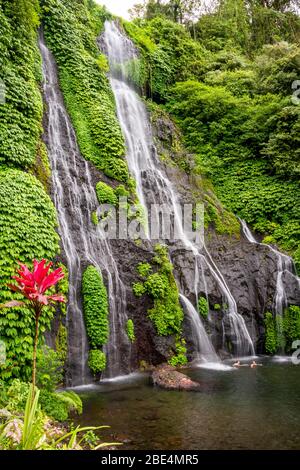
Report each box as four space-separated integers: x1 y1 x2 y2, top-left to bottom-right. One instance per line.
36 346 64 392
264 312 277 354
21 384 42 450
91 211 99 226
137 262 152 277
39 389 68 422
133 245 184 337
39 389 82 422
132 282 146 297
283 305 300 352
82 266 109 348
168 338 188 367
198 297 209 318
126 319 135 342
88 350 106 375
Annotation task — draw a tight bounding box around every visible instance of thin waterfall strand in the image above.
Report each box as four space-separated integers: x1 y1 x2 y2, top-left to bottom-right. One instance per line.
240 219 300 316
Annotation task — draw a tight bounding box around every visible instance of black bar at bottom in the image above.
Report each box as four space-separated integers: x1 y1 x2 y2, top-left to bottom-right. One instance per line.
0 450 298 466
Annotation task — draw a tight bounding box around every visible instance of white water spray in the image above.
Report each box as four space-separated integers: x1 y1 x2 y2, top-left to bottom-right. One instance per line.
102 21 254 358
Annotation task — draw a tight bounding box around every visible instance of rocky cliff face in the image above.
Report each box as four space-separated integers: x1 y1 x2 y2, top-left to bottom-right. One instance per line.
46 75 300 376
149 105 300 358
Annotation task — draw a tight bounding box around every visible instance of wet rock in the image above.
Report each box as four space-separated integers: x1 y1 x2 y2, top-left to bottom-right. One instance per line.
151 364 202 391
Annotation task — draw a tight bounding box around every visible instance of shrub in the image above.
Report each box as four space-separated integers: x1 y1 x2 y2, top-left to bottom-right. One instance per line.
0 3 43 169
114 184 130 198
283 306 300 352
145 273 169 299
55 390 82 415
168 338 188 367
133 245 184 337
132 282 146 297
88 350 106 375
36 346 64 392
198 297 209 318
136 262 152 277
82 266 109 348
96 182 117 206
39 390 68 422
126 319 135 342
55 323 68 364
264 312 277 354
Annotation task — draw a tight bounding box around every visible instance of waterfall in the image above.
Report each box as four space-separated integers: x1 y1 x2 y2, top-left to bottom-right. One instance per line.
240 219 300 316
39 34 131 385
180 294 219 363
102 21 254 358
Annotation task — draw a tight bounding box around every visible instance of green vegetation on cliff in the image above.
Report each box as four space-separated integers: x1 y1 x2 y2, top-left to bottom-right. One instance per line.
0 1 60 382
127 0 300 270
42 0 130 183
126 319 136 343
0 1 42 169
0 170 59 381
133 246 184 335
82 265 109 375
264 306 300 354
82 266 109 349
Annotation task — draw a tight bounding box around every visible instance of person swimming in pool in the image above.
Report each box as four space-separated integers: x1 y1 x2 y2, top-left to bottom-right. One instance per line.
251 360 263 368
233 360 241 367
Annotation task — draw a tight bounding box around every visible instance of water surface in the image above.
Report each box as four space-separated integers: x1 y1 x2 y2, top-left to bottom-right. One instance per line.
76 358 300 450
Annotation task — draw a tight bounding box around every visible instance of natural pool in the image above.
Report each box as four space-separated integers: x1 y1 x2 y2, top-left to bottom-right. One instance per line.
75 358 300 450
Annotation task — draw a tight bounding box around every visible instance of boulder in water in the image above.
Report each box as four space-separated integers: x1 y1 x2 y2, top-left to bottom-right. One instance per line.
151 364 202 391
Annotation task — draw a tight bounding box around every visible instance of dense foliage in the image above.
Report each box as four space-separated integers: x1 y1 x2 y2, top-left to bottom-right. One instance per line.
0 170 59 381
41 0 130 183
96 181 118 206
88 349 106 374
127 0 300 269
126 319 135 342
198 296 209 319
0 1 60 383
264 311 277 354
82 266 109 375
133 245 185 359
0 0 42 169
82 266 109 349
264 306 300 353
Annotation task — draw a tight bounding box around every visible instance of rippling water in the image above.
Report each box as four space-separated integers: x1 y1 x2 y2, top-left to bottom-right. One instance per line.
76 358 300 450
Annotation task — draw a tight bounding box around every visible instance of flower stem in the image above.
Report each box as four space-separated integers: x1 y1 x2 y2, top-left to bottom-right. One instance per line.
32 307 40 399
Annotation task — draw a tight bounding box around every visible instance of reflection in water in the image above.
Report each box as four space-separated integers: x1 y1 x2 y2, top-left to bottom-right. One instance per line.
76 360 300 450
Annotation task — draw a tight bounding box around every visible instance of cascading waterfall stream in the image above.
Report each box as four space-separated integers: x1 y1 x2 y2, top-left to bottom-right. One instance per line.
240 219 300 316
102 21 254 359
39 34 131 385
179 295 219 363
